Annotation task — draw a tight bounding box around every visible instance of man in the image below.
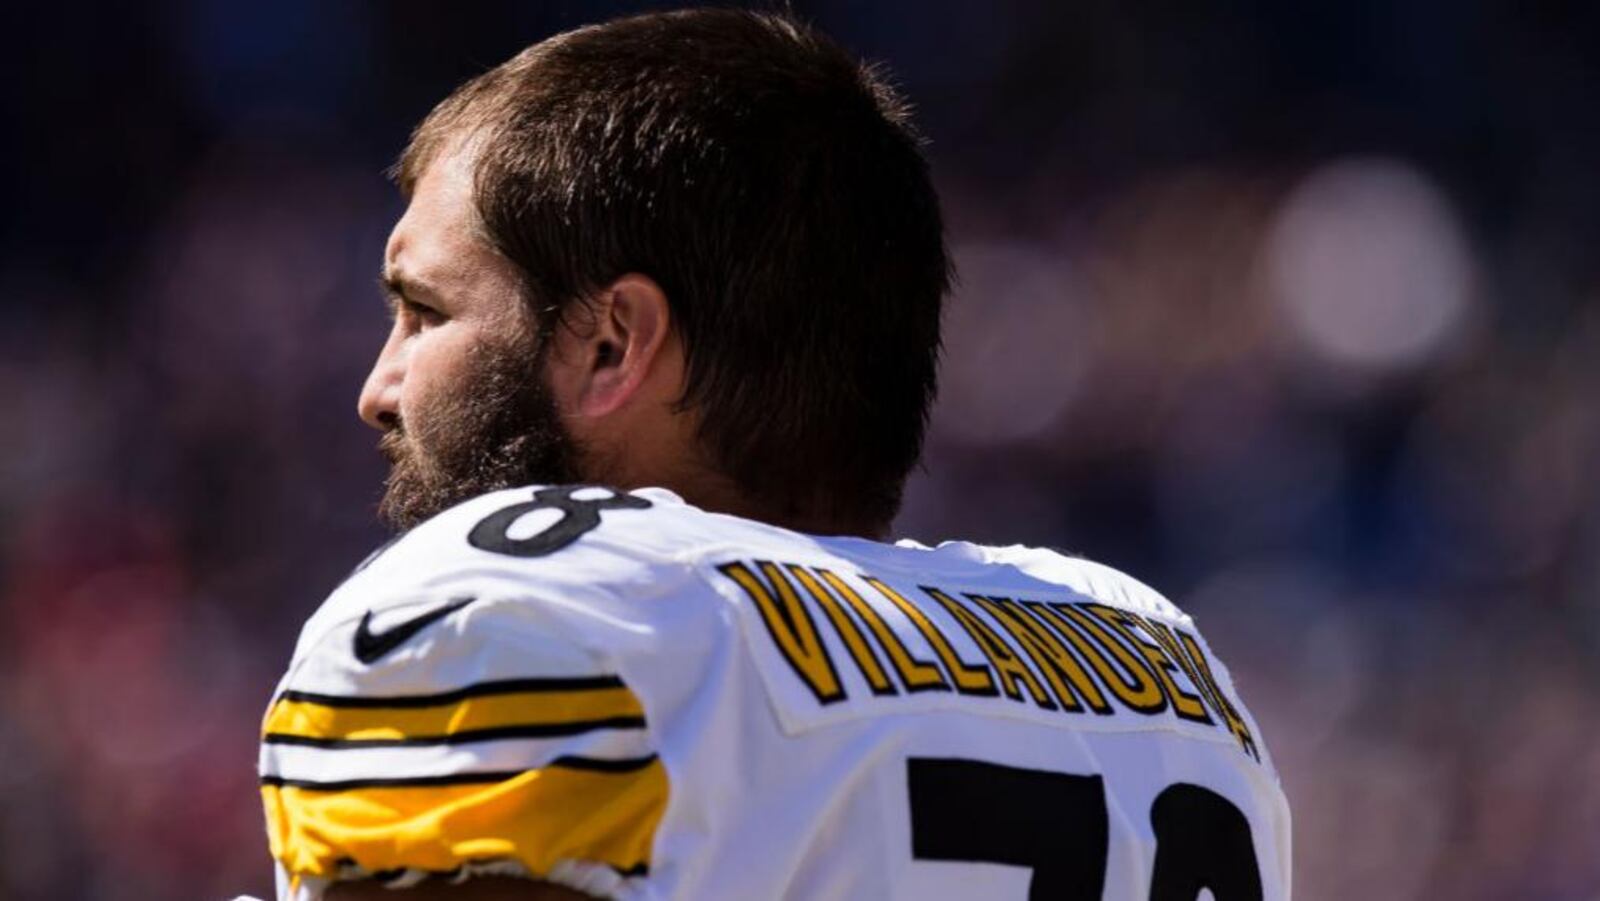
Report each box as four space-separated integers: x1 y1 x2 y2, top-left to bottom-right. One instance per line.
257 9 1290 900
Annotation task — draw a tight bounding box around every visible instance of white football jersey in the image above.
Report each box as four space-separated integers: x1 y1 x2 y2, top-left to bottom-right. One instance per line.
259 485 1290 900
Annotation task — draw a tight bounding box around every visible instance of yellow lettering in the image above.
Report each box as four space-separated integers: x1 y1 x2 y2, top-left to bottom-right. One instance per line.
970 596 1112 715
817 570 950 693
863 577 994 696
1176 629 1259 760
1083 605 1211 725
1028 602 1167 714
789 565 896 696
923 588 1054 709
718 561 845 705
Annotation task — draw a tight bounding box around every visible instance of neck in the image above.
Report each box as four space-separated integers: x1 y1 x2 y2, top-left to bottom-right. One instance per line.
700 487 887 541
690 477 890 540
576 411 888 539
595 454 885 540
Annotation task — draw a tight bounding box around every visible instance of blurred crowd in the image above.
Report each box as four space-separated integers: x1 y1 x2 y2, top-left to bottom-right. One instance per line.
3 2 1598 899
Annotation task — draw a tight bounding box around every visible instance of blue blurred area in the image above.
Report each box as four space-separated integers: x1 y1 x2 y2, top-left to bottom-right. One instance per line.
3 2 1599 898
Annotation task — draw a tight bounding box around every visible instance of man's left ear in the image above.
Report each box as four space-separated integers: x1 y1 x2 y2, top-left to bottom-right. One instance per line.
559 273 673 419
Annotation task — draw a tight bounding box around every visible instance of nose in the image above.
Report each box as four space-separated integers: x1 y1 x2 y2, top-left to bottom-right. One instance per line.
357 335 404 431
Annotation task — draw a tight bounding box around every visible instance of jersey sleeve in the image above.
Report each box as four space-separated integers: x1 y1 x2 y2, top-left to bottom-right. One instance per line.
257 590 665 899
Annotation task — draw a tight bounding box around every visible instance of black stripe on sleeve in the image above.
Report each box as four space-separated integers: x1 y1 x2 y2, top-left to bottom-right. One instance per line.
274 675 627 709
260 755 659 790
546 754 660 773
261 715 649 748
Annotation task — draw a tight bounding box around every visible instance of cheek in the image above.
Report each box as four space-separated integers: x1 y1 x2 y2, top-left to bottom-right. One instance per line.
397 328 480 425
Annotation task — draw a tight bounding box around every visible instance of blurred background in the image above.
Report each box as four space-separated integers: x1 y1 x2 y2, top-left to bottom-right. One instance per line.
2 1 1598 898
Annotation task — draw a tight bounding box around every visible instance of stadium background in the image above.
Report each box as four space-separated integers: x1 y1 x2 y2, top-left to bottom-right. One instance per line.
3 1 1599 898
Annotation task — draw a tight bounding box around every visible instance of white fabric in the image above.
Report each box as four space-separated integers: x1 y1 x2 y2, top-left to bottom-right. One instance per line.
260 727 654 785
266 485 1291 899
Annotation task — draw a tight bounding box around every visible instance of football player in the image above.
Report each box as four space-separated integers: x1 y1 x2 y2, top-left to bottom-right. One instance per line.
257 9 1291 900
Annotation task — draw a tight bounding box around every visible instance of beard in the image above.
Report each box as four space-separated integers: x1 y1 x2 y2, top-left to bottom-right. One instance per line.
376 330 583 532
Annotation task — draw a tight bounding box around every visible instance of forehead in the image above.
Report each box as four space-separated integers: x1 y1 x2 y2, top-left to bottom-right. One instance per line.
383 145 523 312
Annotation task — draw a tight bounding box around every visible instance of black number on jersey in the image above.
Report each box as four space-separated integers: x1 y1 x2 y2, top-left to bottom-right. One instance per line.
908 758 1263 900
909 759 1107 898
468 486 651 558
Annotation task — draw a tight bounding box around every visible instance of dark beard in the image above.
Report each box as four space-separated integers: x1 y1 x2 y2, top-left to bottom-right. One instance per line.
376 332 582 532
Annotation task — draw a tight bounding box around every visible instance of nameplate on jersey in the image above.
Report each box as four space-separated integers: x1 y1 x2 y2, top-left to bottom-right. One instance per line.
702 557 1259 761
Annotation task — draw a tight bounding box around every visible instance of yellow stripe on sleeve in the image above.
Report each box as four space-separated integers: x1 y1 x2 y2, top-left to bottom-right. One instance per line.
262 758 668 880
263 681 646 743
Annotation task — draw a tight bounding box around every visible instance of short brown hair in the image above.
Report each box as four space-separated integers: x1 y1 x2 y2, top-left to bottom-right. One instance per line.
397 8 950 531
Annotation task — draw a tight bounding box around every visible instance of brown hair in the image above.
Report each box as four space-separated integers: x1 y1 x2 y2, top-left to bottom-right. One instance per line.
397 8 950 531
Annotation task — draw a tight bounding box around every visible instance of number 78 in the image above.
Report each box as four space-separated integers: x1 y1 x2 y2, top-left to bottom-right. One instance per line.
908 758 1263 900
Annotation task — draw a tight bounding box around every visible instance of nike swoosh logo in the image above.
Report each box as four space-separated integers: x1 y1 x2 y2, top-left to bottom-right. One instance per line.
352 596 476 665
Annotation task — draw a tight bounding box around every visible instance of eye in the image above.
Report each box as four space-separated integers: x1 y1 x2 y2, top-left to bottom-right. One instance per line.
400 298 446 329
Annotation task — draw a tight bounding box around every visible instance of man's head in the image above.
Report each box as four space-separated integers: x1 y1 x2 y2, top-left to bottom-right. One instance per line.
359 8 950 536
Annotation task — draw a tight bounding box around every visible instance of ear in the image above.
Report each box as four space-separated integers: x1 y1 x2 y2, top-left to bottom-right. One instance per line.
546 273 674 420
